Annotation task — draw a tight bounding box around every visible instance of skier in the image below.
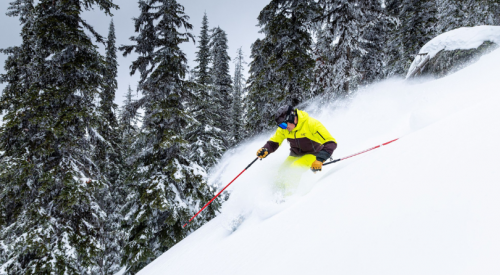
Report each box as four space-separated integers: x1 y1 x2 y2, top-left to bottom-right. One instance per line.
256 105 337 196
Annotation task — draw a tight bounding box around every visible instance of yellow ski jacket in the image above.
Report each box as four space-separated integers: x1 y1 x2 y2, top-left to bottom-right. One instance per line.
263 109 337 161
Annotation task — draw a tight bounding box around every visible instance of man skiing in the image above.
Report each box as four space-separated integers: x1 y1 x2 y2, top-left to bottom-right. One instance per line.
256 105 337 195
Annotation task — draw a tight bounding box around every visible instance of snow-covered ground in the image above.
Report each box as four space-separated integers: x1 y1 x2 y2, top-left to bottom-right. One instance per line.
136 47 500 275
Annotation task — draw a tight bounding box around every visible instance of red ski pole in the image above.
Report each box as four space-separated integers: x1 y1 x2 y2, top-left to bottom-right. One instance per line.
183 157 260 228
324 138 399 166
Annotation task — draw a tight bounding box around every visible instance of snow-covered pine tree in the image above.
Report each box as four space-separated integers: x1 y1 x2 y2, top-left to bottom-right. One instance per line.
437 0 500 29
244 0 317 135
393 0 438 74
93 19 125 275
119 1 218 273
119 85 141 162
244 38 279 135
311 27 333 97
383 0 407 77
436 0 469 32
314 0 386 98
115 86 141 274
95 19 121 184
0 2 35 270
357 2 391 86
0 0 118 273
231 47 246 143
486 0 500 25
187 13 225 170
194 12 211 86
209 26 233 142
257 0 316 106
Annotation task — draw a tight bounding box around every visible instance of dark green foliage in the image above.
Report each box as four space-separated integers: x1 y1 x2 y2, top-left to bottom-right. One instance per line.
187 14 226 170
358 22 388 85
357 5 392 86
209 27 233 137
194 12 211 86
231 47 246 143
313 0 388 97
400 0 438 64
93 19 125 275
245 0 316 136
437 0 470 32
119 86 141 162
387 0 438 76
245 39 280 135
384 0 407 77
0 0 118 274
437 0 500 31
257 0 316 106
119 1 218 273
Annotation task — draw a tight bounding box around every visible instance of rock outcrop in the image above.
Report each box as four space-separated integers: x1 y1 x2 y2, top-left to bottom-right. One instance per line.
407 41 498 79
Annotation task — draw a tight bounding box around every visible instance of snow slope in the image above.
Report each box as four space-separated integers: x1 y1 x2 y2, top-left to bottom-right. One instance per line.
136 48 500 275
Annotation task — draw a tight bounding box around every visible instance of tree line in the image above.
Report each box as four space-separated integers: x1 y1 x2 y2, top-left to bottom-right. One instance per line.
0 0 497 274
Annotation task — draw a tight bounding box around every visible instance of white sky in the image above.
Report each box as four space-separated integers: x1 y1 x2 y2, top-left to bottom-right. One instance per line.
0 0 269 107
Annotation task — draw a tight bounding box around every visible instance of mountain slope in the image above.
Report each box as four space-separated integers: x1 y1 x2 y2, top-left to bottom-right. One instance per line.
135 48 500 275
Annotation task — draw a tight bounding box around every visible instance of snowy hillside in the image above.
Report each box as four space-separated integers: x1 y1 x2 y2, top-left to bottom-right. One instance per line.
134 47 500 275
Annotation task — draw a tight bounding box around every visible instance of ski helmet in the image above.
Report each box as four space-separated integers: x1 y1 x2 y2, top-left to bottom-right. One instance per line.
275 105 296 125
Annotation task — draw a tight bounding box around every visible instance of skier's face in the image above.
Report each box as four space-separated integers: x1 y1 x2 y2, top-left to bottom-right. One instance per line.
286 116 298 131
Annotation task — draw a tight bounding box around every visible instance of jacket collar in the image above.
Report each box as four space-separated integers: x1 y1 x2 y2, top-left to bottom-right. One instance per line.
293 109 308 132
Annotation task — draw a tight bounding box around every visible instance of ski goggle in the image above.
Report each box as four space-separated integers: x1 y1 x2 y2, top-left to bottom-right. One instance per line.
278 122 288 129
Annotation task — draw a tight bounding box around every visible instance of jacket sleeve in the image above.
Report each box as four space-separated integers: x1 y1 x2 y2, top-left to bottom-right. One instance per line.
314 120 337 162
262 128 287 154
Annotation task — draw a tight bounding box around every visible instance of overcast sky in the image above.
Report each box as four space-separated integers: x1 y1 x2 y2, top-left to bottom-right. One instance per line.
0 0 269 107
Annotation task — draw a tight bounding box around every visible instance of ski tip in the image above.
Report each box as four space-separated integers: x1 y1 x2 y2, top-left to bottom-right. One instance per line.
182 223 188 228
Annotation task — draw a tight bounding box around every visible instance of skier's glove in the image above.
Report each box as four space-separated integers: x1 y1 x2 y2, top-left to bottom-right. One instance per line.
256 148 269 159
311 160 324 173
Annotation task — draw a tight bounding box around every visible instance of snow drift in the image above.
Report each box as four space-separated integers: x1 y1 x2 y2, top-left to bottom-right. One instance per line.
407 25 500 78
133 47 500 275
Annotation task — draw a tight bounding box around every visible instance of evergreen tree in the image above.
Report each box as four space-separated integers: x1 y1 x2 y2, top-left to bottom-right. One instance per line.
0 0 117 273
466 0 498 25
358 3 392 85
436 0 469 32
257 0 316 106
119 1 218 273
209 26 233 140
231 47 246 143
311 27 333 97
93 19 124 275
437 0 499 31
487 0 500 25
384 0 407 77
245 0 317 135
393 0 438 74
245 38 279 135
314 0 387 98
187 13 225 170
119 85 141 159
0 4 36 270
194 12 211 86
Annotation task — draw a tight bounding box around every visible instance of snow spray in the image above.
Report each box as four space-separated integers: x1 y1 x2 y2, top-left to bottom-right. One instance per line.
183 157 260 228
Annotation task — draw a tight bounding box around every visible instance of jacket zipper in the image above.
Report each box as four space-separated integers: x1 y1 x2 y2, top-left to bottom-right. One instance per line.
310 139 316 152
294 131 301 152
316 131 326 140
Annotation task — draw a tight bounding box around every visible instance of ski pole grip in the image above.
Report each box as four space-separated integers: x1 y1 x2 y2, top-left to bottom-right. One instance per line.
323 159 341 166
